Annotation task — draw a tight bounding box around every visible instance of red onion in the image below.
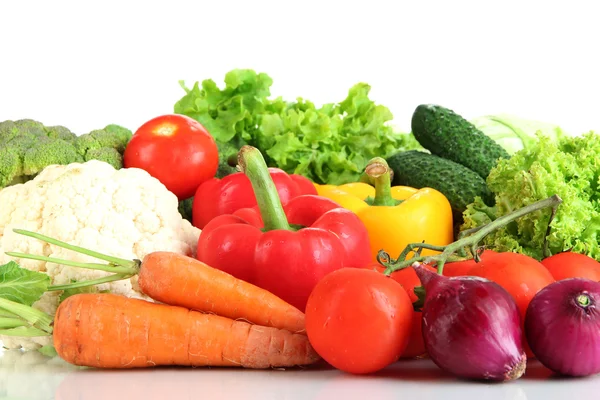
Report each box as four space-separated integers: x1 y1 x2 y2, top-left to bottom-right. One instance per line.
414 263 526 381
525 277 600 377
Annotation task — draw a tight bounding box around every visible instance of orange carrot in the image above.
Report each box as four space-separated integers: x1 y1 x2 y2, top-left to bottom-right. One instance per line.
137 252 306 333
7 230 306 334
54 293 320 369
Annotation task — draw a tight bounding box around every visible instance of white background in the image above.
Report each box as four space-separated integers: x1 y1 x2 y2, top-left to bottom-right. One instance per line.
1 0 599 135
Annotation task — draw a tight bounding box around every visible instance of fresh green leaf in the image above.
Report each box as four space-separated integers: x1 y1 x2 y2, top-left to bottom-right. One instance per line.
174 69 423 185
0 261 50 306
38 344 58 357
461 131 600 261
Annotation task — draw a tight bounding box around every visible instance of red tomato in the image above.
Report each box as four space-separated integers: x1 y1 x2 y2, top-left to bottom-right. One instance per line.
364 262 435 359
467 252 555 318
123 114 219 200
305 268 413 374
402 311 427 359
441 250 499 277
466 251 555 358
541 251 600 281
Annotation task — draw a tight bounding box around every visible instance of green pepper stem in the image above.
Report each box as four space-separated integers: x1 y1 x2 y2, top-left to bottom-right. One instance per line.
365 157 397 207
237 145 290 231
378 194 563 275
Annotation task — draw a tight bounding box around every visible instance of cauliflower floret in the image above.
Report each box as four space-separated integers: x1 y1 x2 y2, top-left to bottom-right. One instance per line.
0 160 201 350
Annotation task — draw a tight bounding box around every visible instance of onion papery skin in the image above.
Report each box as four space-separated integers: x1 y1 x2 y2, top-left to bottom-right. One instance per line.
525 277 600 377
415 264 526 381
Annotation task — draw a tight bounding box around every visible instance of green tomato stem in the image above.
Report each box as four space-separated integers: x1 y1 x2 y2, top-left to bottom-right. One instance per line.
365 157 397 207
237 145 290 231
378 194 563 275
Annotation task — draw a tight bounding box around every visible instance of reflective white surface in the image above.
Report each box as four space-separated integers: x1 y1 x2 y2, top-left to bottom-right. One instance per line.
2 350 599 400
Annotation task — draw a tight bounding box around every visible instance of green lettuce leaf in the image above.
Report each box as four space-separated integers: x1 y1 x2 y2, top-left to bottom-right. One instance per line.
174 69 422 185
461 131 600 261
0 261 50 306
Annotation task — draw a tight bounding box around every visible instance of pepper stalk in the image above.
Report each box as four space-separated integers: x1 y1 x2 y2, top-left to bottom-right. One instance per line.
364 157 402 207
237 145 292 231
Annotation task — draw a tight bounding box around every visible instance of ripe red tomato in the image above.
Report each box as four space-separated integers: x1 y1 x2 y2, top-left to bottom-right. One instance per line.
467 252 555 319
305 268 413 374
441 250 499 277
541 251 600 281
123 114 219 200
364 262 435 359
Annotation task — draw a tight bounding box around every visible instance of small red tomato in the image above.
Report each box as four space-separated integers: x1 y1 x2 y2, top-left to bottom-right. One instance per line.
305 268 413 374
364 262 435 359
541 251 600 281
441 250 499 277
467 252 555 319
124 114 219 200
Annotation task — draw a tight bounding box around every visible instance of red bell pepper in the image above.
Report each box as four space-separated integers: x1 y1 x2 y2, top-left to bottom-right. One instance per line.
192 164 317 229
196 146 372 312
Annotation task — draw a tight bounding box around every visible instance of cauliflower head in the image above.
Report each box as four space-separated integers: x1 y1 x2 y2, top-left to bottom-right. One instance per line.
0 160 201 350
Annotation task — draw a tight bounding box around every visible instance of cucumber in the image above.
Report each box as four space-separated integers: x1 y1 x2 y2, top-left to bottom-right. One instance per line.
386 150 494 224
411 104 510 179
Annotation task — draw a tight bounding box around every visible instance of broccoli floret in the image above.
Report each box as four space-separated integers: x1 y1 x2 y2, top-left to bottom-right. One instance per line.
75 126 132 157
0 149 21 186
103 124 133 150
83 147 123 170
23 137 85 176
215 139 241 178
178 197 194 223
0 120 132 189
45 125 78 142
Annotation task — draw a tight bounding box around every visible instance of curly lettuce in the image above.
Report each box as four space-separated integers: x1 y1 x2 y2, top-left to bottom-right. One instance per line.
174 69 422 184
461 131 600 261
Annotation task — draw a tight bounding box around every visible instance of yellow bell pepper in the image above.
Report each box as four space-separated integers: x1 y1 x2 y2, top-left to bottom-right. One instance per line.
316 158 454 262
314 182 375 213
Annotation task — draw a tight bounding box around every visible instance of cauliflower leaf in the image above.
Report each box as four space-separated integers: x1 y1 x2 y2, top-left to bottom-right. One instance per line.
0 262 49 306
